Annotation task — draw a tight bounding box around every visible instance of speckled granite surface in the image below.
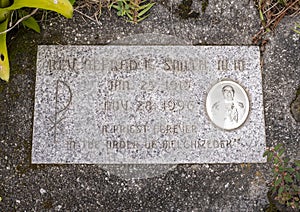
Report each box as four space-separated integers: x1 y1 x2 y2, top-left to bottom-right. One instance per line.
0 0 299 210
33 45 265 164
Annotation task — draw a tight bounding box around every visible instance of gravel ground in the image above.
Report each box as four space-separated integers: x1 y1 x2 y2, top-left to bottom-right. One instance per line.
0 0 299 211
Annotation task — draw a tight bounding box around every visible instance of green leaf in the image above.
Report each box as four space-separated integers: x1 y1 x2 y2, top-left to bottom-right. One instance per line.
279 166 285 172
267 152 274 162
274 177 282 187
284 173 293 183
295 160 300 167
137 14 149 22
263 150 269 157
296 172 300 181
259 10 264 22
271 186 276 194
118 1 123 8
108 2 114 9
117 10 122 16
22 16 40 33
284 185 291 192
273 172 279 178
138 3 154 18
69 0 76 5
129 0 138 7
18 10 40 33
112 5 121 11
278 148 285 157
293 29 300 34
274 144 282 151
284 158 290 163
126 12 133 21
128 4 136 10
278 186 284 196
139 2 153 10
0 0 10 8
274 157 279 164
0 0 73 18
0 9 10 24
0 15 10 81
285 167 294 173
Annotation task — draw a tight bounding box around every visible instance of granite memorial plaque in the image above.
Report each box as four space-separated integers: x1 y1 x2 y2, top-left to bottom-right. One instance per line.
32 45 266 164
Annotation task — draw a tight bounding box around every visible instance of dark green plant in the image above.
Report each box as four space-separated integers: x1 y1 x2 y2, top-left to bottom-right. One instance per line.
264 144 300 210
109 0 155 23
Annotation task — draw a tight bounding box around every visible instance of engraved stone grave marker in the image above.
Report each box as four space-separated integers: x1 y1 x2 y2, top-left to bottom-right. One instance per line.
32 45 266 164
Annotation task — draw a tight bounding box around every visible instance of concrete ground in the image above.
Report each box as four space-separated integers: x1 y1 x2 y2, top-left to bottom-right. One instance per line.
0 0 299 211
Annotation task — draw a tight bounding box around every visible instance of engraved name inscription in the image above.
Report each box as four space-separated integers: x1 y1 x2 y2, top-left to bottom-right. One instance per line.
46 56 248 155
